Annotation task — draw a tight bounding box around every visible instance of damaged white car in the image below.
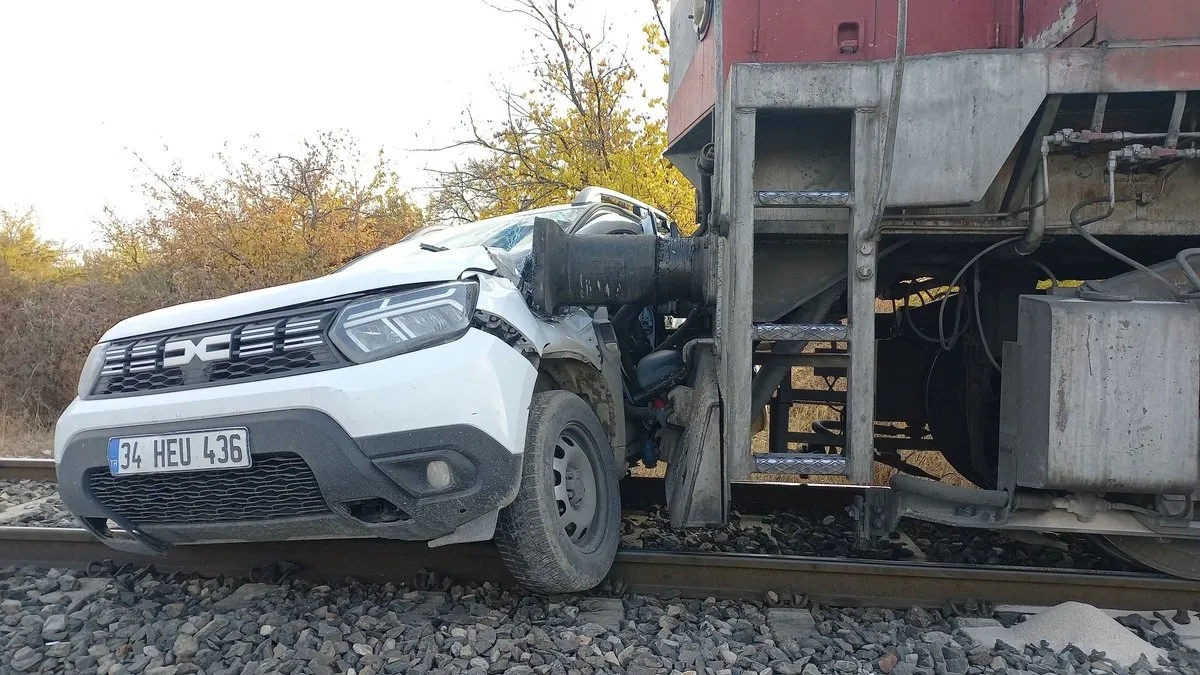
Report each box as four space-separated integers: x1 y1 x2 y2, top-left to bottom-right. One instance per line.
55 187 701 593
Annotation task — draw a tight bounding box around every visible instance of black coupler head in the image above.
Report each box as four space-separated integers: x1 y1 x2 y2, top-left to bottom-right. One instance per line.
527 217 713 314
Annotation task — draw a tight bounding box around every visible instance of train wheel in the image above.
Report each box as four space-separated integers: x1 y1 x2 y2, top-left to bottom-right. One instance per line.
495 390 620 593
1103 535 1200 580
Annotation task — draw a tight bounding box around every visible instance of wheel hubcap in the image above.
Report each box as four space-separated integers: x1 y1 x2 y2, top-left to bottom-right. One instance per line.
553 427 599 547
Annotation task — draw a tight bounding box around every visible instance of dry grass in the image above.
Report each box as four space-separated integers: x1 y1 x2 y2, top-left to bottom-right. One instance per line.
0 413 53 458
746 364 968 487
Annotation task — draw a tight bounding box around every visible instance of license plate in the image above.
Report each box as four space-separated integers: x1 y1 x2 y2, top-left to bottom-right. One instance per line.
107 428 250 476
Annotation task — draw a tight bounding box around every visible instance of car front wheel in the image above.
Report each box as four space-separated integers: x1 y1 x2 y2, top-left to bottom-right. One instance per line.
495 390 620 593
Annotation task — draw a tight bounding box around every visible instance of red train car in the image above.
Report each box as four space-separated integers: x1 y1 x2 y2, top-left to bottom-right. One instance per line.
657 0 1200 579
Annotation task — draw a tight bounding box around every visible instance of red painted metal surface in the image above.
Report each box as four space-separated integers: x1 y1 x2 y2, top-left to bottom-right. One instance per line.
869 0 1020 57
667 36 716 145
729 0 1019 65
1094 0 1200 43
665 0 1200 147
1024 0 1200 47
1101 46 1200 92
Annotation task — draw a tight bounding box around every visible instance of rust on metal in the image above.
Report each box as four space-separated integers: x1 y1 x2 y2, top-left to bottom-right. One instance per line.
1026 0 1091 49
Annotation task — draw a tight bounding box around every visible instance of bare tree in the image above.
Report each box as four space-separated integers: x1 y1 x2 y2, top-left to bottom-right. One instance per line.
426 0 643 222
650 0 669 45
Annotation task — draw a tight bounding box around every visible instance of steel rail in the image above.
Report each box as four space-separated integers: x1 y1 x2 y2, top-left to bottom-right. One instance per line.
2 526 1197 609
0 458 56 482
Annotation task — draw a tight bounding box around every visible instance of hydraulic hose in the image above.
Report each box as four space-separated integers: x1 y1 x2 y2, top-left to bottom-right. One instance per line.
1176 248 1200 293
1068 198 1180 298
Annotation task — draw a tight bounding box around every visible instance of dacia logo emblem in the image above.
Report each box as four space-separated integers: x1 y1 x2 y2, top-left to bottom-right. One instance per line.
162 334 233 367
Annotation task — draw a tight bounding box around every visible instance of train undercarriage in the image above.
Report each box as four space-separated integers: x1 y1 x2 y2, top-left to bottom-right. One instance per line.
529 0 1200 580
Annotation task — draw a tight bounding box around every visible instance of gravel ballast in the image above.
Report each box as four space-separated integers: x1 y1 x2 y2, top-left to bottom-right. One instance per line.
0 481 77 529
0 481 59 512
624 506 1136 572
2 566 1198 675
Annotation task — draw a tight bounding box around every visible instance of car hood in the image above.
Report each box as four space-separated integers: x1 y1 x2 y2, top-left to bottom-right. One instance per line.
101 243 500 341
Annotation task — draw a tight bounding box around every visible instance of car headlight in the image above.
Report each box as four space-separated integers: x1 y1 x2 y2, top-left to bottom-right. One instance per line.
77 343 109 398
330 281 479 363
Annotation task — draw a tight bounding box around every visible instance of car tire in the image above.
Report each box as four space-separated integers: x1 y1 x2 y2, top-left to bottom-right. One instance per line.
495 390 620 593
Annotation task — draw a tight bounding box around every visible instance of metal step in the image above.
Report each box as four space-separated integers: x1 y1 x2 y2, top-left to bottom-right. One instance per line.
754 453 847 475
752 352 849 368
754 323 848 343
756 191 853 208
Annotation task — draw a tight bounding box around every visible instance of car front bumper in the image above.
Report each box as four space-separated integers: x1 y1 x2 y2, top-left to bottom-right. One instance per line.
54 329 536 552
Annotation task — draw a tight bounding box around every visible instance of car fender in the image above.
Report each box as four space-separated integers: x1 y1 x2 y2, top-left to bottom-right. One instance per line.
472 274 602 370
470 273 625 465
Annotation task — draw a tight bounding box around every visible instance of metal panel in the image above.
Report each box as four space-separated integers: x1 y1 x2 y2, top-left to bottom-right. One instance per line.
667 0 703 102
871 0 1018 54
1038 158 1200 237
1049 46 1200 93
733 61 881 110
734 45 1200 204
748 0 876 62
667 24 717 145
1095 0 1200 43
845 108 881 486
663 345 726 527
666 0 718 147
718 70 758 485
885 52 1047 205
1002 296 1200 493
732 52 1047 206
742 0 1017 64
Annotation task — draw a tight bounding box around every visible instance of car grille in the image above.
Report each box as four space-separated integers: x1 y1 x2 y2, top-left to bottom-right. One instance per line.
92 305 346 397
88 454 329 524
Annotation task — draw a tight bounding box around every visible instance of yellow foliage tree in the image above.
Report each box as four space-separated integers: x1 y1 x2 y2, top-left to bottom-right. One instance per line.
0 209 76 285
429 0 695 232
106 133 425 299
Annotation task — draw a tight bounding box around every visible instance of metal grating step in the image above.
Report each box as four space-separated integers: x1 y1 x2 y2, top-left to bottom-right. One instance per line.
756 191 853 208
755 453 847 476
754 323 848 343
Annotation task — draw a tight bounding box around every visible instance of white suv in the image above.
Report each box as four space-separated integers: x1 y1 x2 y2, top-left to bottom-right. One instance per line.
55 188 686 593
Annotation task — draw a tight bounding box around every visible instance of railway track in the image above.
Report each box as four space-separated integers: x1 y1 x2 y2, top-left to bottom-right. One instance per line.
4 457 1199 610
0 457 56 481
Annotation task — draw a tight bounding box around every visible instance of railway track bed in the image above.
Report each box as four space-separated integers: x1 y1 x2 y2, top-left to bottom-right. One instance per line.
0 458 1185 609
0 459 1139 573
2 525 1198 610
3 458 1200 673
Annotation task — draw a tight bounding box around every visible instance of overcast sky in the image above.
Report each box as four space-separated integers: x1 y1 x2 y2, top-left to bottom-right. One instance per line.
0 0 661 247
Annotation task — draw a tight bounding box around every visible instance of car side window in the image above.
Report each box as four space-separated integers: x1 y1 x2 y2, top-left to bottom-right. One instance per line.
573 211 644 236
